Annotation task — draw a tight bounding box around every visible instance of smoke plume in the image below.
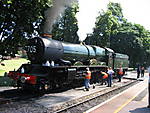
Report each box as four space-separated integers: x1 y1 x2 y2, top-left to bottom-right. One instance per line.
43 0 77 34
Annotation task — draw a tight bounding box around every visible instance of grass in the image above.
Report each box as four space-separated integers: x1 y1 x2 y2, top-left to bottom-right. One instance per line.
0 58 29 76
0 58 29 86
0 69 5 75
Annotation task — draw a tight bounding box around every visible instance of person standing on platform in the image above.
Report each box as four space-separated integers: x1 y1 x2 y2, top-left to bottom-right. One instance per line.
137 66 141 78
147 66 150 108
107 67 114 87
141 66 145 77
84 67 91 91
117 66 124 82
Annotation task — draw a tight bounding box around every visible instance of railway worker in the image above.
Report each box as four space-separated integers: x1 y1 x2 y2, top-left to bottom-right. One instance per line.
107 67 114 87
147 66 150 108
117 66 124 82
91 70 97 89
137 65 141 78
141 66 145 77
100 71 108 85
84 67 91 91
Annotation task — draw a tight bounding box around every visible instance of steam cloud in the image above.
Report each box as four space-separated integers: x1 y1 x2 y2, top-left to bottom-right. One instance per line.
43 0 78 34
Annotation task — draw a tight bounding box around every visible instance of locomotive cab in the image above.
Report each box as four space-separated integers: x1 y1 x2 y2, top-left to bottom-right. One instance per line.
104 48 115 68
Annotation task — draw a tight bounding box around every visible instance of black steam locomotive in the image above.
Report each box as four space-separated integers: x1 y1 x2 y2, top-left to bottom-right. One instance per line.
8 36 129 91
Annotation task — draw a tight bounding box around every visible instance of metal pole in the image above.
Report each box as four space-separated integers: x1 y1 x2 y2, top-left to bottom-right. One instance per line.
148 66 150 108
148 73 150 107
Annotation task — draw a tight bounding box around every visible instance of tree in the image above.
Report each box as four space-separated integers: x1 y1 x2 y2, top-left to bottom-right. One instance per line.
106 3 150 67
52 4 79 44
84 2 121 47
0 0 52 57
84 2 150 67
110 18 150 67
107 2 123 20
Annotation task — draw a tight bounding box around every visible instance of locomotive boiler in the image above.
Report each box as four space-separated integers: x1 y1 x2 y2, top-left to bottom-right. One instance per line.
25 36 106 65
8 36 129 91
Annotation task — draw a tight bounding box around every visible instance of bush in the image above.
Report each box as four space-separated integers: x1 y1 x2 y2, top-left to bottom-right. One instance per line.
0 76 15 86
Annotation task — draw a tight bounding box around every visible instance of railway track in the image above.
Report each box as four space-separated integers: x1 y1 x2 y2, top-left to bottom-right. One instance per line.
0 78 139 113
0 89 43 105
47 80 139 113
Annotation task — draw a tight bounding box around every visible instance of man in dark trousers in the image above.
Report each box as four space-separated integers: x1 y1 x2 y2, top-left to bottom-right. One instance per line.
148 66 150 108
117 66 124 82
107 67 114 87
141 66 145 77
137 66 141 78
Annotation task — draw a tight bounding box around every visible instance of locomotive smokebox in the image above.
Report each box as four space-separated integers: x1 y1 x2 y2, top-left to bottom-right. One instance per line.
26 37 64 64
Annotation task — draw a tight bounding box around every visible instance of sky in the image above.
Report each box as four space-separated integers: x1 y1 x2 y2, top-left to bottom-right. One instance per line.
76 0 150 41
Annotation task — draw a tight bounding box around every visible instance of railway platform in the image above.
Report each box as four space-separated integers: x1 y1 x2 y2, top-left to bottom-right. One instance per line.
85 72 150 113
34 71 139 112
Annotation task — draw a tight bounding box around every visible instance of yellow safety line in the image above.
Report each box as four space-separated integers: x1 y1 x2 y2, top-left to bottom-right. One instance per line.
114 95 137 113
114 80 148 113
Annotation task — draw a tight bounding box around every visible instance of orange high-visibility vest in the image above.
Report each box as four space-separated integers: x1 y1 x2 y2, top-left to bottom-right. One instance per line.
85 71 91 79
118 68 123 75
101 72 108 79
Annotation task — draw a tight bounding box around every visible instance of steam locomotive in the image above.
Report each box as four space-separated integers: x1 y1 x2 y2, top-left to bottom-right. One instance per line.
8 36 129 91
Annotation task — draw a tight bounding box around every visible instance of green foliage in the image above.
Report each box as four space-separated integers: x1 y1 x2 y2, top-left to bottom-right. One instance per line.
85 2 121 47
107 2 123 19
52 4 79 44
0 76 14 86
84 2 150 67
111 21 150 66
0 0 52 57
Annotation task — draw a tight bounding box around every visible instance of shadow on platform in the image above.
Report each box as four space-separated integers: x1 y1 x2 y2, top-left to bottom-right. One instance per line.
129 107 150 113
